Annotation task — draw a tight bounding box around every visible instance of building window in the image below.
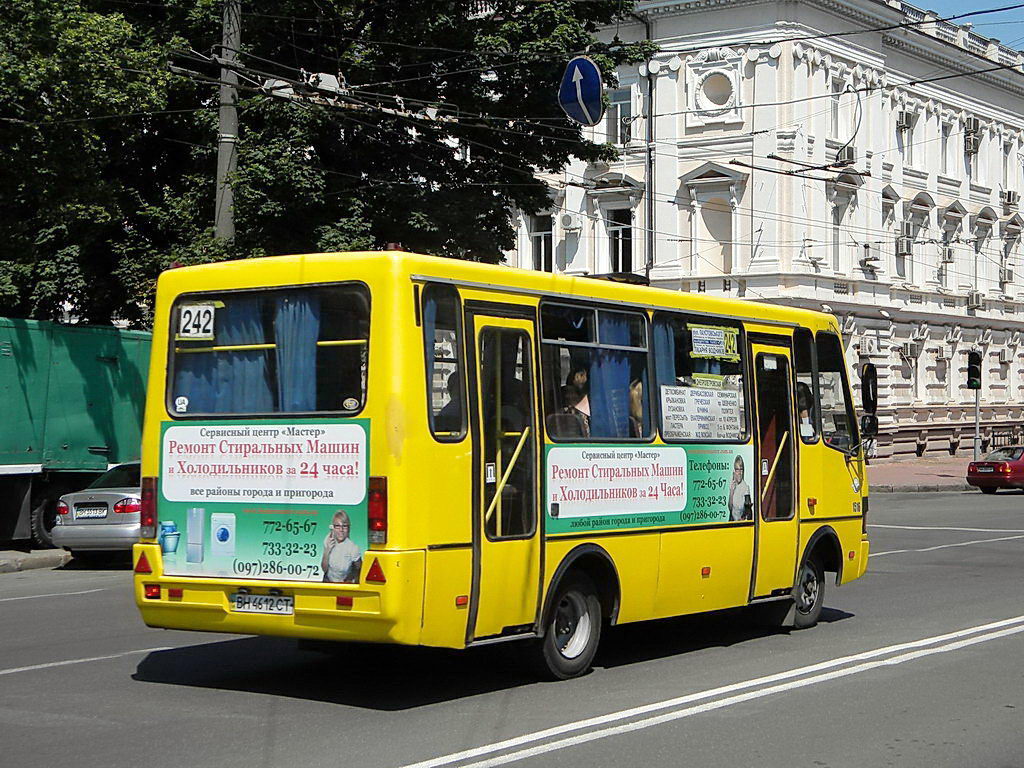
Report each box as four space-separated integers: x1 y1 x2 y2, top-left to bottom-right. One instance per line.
831 204 844 273
529 214 553 273
899 117 915 167
607 208 632 273
940 229 953 288
829 78 842 140
941 123 951 175
1003 142 1013 189
606 88 632 145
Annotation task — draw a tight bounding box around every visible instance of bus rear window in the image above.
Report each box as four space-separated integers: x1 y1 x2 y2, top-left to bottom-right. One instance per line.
169 284 369 416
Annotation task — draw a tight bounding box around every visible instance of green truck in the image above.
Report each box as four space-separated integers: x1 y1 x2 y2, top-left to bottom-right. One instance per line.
0 318 151 547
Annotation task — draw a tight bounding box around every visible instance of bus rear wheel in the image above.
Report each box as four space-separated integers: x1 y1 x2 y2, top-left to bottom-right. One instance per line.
793 556 824 629
536 573 602 680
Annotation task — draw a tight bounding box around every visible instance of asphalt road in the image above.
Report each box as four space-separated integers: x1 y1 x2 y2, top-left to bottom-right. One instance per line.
3 491 1023 768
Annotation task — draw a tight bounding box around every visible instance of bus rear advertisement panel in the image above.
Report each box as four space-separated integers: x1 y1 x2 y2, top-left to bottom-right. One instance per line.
157 418 369 583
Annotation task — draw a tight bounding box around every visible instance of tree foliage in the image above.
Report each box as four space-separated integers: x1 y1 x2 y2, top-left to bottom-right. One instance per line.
0 0 653 325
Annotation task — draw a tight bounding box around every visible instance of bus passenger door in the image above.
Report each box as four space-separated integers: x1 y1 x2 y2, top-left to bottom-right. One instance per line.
750 343 800 597
468 314 542 641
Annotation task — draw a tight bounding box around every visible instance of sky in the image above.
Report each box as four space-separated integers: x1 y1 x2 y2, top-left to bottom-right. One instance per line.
923 1 1024 50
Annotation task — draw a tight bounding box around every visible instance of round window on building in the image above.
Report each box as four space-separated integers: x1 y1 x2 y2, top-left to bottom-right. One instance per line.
701 72 733 107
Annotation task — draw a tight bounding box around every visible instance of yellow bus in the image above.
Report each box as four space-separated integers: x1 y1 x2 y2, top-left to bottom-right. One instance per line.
134 251 875 679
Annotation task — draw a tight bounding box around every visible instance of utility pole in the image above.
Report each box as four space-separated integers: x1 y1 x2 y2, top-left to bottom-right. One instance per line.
215 0 240 240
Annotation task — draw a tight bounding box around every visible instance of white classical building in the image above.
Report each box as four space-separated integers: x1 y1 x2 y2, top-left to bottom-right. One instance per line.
511 0 1024 459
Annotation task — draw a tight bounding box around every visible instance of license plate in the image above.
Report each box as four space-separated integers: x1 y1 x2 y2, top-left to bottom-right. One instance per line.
75 506 107 519
229 593 294 615
978 467 994 473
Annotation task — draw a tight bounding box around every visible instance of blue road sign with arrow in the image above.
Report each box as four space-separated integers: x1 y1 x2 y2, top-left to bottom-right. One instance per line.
558 56 604 126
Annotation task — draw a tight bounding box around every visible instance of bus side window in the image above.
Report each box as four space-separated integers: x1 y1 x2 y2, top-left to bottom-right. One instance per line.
794 328 818 443
423 284 465 440
540 304 651 440
652 313 746 442
816 332 858 452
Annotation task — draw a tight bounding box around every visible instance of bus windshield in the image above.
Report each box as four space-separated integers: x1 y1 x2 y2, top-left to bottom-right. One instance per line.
168 283 369 416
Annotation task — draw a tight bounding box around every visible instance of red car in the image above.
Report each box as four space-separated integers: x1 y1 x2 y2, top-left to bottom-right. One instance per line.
967 446 1024 493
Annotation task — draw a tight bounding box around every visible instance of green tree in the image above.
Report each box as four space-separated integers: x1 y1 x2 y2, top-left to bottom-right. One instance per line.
0 0 653 325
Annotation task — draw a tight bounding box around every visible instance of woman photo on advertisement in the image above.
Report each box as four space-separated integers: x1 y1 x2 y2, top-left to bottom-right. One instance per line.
728 454 752 521
321 509 363 583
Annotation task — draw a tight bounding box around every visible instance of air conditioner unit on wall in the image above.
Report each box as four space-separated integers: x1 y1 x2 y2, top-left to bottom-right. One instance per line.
999 348 1013 364
1000 266 1014 284
896 111 914 131
942 246 955 264
900 221 915 238
965 134 981 154
964 116 981 134
896 237 913 257
860 243 880 265
1001 190 1020 208
836 144 857 165
559 212 583 232
967 290 985 309
935 345 949 361
900 341 921 359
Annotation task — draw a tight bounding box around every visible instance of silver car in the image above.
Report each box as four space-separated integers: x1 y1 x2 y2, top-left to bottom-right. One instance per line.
52 463 141 554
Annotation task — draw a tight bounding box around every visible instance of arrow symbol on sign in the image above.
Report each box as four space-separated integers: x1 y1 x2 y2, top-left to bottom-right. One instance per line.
572 66 595 125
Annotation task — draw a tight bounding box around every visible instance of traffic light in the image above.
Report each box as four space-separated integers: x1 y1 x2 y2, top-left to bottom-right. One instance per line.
967 350 982 390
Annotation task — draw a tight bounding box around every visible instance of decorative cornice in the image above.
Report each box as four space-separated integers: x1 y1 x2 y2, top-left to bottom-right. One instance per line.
882 33 1024 98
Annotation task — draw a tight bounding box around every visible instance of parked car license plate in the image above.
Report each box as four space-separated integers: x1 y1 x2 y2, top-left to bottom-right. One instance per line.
75 506 107 519
229 593 294 615
978 467 994 473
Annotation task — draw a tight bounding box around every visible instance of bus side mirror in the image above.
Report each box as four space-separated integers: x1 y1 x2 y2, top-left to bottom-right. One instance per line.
860 362 878 415
860 413 879 438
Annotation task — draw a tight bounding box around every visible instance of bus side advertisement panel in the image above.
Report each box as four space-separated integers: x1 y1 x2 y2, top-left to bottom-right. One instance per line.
545 443 754 534
158 419 369 583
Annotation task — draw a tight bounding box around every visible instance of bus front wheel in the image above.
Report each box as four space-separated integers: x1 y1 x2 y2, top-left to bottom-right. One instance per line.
537 573 602 680
793 556 825 629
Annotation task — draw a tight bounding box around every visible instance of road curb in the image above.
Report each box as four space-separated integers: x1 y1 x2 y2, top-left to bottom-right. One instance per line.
0 549 72 574
871 483 973 493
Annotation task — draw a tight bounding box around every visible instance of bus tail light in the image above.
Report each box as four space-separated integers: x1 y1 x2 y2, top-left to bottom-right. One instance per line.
140 477 157 539
368 477 387 545
144 584 161 599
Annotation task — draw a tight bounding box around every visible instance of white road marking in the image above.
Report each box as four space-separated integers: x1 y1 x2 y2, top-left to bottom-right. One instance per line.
0 647 171 677
399 615 1024 768
0 588 106 603
871 534 1024 557
870 524 1024 533
446 623 1024 768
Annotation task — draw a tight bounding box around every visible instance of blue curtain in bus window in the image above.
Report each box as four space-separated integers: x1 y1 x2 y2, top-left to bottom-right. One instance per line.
589 313 631 438
653 320 676 390
274 292 320 411
214 297 274 413
173 349 217 413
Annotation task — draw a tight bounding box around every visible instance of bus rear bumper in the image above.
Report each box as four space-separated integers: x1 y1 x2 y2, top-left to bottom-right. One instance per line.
133 544 425 645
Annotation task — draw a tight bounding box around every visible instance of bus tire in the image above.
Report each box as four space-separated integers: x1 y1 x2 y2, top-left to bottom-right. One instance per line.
536 573 602 680
793 555 824 629
981 487 997 494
